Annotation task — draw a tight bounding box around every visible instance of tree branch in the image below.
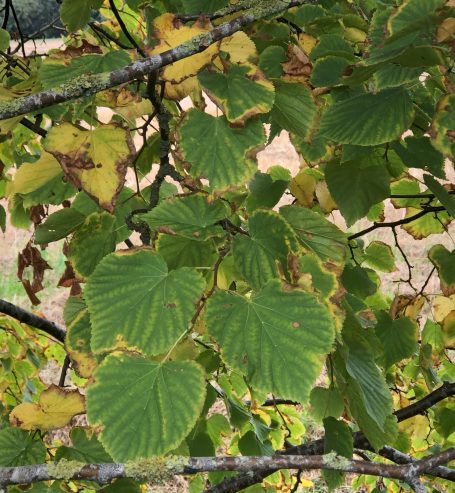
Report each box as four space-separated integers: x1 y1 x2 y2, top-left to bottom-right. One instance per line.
0 0 305 121
1 450 454 487
0 298 66 342
348 206 446 240
207 382 455 492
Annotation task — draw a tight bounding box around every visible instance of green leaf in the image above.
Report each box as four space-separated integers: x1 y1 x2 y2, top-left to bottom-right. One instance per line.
86 354 206 460
232 211 297 291
310 34 355 61
281 206 347 262
35 208 86 244
0 428 46 466
157 235 217 270
0 204 5 233
374 312 418 368
246 171 289 212
182 0 228 13
140 194 228 240
431 94 455 158
374 64 423 90
100 479 142 493
271 81 317 139
72 187 146 243
85 249 205 355
392 136 445 178
299 254 337 300
198 65 275 125
206 280 335 401
179 109 264 189
341 265 377 299
258 45 286 79
60 0 103 32
323 417 353 489
0 28 10 52
40 51 131 89
429 245 455 296
402 207 451 239
319 88 414 146
325 159 390 226
310 387 344 421
55 427 112 462
364 241 396 273
68 212 117 278
423 175 455 218
342 314 393 430
310 56 350 87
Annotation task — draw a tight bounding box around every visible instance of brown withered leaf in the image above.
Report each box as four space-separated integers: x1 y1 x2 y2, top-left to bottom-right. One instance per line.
17 242 51 305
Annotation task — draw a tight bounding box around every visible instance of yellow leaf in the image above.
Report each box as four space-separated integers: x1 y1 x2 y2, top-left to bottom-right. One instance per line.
149 14 219 84
315 181 336 213
12 152 62 195
344 27 367 43
442 310 455 348
219 31 257 64
432 295 455 323
44 123 135 212
68 350 97 379
10 385 85 431
164 75 200 101
289 169 316 206
437 17 455 42
298 33 317 54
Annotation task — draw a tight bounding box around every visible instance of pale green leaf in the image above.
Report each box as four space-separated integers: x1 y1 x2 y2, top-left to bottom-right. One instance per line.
86 354 206 460
364 241 396 273
60 0 103 32
310 387 344 421
206 280 335 401
85 249 205 355
323 417 353 489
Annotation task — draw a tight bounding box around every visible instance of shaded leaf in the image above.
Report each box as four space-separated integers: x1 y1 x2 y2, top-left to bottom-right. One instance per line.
429 245 455 296
0 428 46 466
86 354 206 460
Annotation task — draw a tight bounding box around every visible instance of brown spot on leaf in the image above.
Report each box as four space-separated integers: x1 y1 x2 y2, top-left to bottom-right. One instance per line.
166 303 176 309
292 321 300 328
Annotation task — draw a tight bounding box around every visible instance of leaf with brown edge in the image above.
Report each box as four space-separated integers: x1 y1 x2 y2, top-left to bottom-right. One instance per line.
10 385 85 431
429 244 455 296
44 123 135 213
148 13 219 84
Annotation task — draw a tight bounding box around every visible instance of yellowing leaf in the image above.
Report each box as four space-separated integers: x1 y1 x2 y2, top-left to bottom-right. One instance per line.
164 75 200 101
219 31 257 64
12 152 62 195
149 14 219 84
44 123 135 212
10 385 85 431
289 169 316 206
432 295 455 323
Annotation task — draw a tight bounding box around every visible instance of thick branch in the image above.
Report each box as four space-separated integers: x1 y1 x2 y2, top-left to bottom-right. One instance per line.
0 0 304 120
0 299 66 342
1 450 454 487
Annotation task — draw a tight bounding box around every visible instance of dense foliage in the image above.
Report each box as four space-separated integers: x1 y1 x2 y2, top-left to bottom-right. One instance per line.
0 0 454 492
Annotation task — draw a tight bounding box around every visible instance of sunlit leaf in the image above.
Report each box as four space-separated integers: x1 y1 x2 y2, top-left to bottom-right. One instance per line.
10 385 85 431
207 280 335 401
85 249 205 355
44 123 135 213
